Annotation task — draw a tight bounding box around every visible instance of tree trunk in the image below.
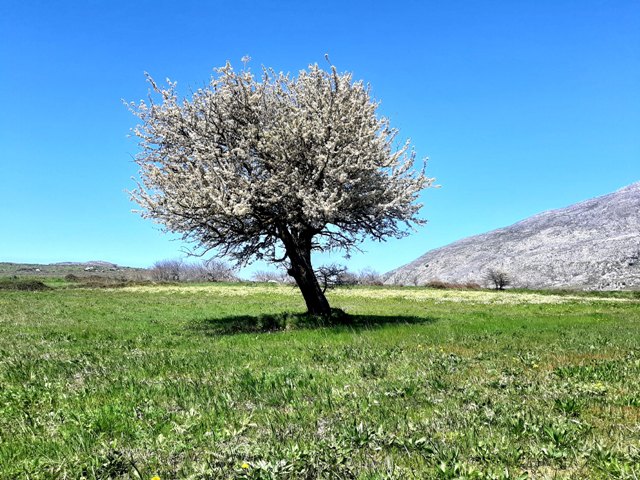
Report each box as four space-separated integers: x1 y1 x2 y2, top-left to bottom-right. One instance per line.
280 228 332 316
292 267 332 316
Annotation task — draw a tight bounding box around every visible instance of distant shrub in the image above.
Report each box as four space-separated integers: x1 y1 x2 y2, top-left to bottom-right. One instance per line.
184 259 237 282
355 267 383 286
485 268 511 290
425 280 482 290
148 258 237 283
149 259 183 282
315 264 350 292
0 279 51 291
252 269 292 283
77 276 130 288
338 267 382 286
626 247 640 267
425 280 451 289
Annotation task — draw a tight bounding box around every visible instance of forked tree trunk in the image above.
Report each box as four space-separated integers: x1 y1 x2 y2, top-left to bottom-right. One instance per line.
280 228 332 316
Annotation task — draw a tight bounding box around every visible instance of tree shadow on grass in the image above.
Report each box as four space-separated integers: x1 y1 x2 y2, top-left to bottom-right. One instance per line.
191 310 438 336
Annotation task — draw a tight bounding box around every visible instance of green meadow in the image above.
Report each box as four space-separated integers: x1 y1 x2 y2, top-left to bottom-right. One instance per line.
1 282 639 479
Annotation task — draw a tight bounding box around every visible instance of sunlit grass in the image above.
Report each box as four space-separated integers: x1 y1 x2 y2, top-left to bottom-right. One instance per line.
1 283 639 478
120 283 636 304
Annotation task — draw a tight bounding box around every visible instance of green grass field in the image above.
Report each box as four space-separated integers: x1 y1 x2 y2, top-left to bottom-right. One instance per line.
1 282 639 479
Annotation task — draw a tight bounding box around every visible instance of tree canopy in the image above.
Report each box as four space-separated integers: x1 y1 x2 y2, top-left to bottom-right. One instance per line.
130 61 433 315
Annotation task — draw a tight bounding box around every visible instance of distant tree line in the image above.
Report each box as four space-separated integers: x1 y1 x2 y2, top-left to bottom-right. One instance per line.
149 259 384 287
252 264 383 289
149 259 238 282
149 261 516 291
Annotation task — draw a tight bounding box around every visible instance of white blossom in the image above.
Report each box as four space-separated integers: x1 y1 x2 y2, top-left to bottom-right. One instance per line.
129 62 434 314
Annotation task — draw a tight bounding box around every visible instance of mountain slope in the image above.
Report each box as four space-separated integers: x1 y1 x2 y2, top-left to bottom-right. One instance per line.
0 261 147 279
385 182 640 290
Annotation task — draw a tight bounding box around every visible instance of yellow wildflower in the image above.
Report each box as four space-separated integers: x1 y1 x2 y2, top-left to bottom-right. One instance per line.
241 462 250 469
151 476 161 480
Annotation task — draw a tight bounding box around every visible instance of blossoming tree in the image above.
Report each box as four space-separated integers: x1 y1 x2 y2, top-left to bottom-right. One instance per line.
130 61 433 316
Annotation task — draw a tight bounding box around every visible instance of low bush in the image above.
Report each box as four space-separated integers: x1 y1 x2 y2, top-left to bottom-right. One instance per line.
425 280 481 290
62 276 157 289
0 279 51 291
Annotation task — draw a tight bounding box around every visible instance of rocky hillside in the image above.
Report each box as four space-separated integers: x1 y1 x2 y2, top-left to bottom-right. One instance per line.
385 182 640 290
0 261 149 279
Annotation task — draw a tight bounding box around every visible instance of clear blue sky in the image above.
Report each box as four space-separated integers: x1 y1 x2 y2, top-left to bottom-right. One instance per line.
1 0 638 277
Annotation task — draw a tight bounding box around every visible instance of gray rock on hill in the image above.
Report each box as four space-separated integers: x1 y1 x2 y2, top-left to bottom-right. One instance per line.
52 261 119 268
385 182 640 290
